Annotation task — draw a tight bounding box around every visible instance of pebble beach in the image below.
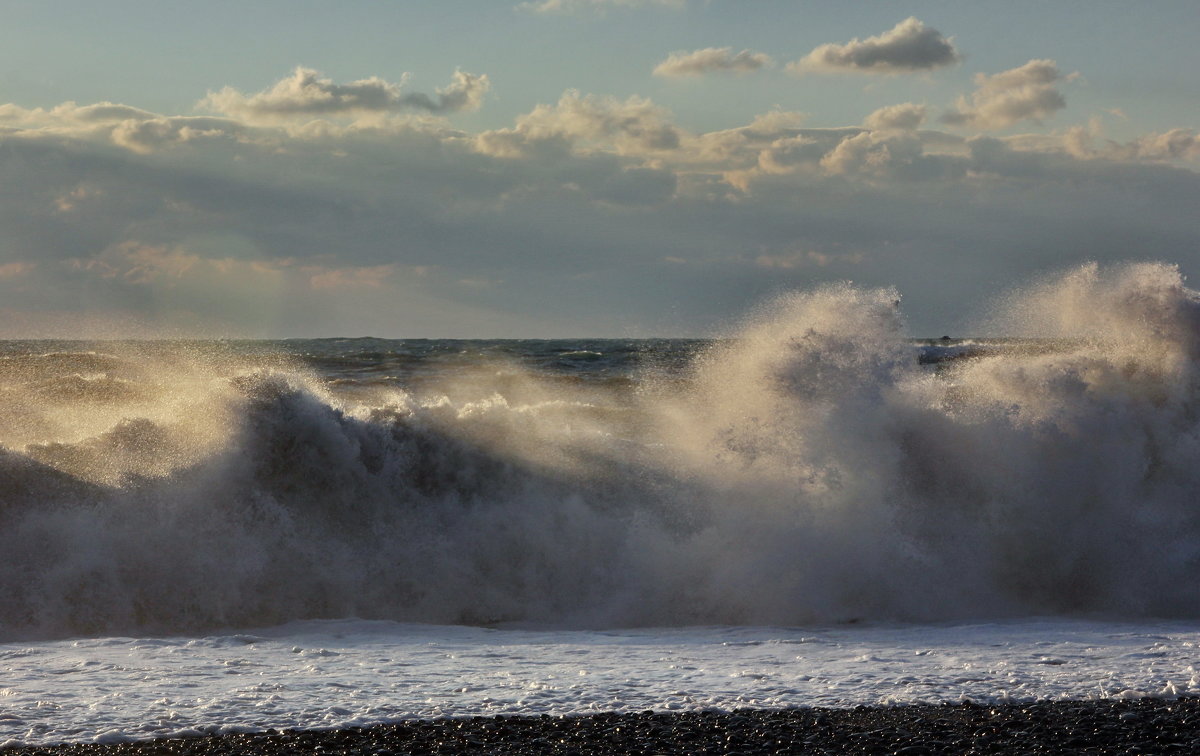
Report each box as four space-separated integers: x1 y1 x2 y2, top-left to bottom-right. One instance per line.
7 699 1200 755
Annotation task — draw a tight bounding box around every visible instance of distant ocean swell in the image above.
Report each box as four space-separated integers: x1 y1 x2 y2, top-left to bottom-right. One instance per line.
3 261 1200 640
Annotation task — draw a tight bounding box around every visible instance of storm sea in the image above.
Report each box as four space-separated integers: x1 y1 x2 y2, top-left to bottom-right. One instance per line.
4 262 1200 747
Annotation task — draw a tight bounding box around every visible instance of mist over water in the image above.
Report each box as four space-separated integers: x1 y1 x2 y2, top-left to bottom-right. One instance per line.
3 262 1200 640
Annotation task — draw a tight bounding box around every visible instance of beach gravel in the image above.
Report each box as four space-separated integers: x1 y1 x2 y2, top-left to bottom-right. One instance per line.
5 698 1200 754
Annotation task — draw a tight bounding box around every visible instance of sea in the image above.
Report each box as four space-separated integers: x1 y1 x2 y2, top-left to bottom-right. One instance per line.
3 262 1200 746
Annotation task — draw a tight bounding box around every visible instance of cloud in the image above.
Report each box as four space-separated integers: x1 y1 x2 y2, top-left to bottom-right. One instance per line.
1067 126 1200 163
0 100 282 156
518 0 684 13
2 71 1199 338
475 90 682 158
200 67 490 121
864 103 928 131
0 262 36 280
58 102 159 123
111 116 249 153
405 70 491 113
788 17 960 75
820 131 919 175
818 130 964 181
653 47 772 77
0 101 158 126
682 110 811 170
1116 129 1200 161
751 130 859 177
72 242 200 285
305 263 397 291
942 59 1069 130
754 249 864 270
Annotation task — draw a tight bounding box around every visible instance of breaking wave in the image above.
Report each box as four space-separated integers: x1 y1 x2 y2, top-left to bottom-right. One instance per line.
4 262 1200 639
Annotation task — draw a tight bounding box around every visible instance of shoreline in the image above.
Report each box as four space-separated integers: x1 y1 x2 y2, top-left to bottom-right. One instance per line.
6 698 1200 755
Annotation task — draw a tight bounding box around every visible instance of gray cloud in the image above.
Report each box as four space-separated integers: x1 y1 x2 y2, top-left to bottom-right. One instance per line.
653 47 772 77
942 59 1069 130
200 68 490 122
788 17 960 75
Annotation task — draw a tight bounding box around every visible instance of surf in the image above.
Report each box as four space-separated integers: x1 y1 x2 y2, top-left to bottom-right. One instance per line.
2 262 1200 640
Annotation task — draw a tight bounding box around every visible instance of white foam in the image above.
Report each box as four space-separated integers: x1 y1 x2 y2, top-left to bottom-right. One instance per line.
2 619 1198 746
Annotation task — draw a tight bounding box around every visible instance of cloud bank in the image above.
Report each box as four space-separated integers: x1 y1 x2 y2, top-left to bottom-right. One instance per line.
0 61 1197 337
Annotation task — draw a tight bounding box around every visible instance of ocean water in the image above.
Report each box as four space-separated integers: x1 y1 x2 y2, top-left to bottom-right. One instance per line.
4 261 1200 745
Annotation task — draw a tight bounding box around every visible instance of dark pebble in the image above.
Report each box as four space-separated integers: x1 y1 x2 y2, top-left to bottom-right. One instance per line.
5 698 1200 755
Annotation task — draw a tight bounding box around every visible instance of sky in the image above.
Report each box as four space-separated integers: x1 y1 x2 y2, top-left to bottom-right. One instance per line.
0 0 1198 338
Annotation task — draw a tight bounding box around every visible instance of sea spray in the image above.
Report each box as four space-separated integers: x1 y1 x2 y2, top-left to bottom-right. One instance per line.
3 262 1200 639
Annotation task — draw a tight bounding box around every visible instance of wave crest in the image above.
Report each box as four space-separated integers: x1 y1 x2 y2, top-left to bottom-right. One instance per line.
3 263 1200 639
